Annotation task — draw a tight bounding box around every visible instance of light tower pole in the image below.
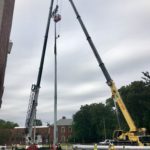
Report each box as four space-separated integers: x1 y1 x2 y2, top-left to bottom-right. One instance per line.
52 5 61 146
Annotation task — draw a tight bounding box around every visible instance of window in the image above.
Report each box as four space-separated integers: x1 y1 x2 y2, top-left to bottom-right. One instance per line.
68 127 72 132
61 136 65 142
61 127 65 133
68 135 71 141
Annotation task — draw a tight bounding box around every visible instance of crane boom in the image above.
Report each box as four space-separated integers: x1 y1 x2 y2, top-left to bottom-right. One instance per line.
68 0 137 132
25 0 54 144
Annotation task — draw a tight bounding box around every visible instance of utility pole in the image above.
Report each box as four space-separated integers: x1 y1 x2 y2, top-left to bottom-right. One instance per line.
52 5 61 146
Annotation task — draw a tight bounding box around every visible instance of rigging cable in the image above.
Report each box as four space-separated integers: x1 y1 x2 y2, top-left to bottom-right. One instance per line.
113 99 121 130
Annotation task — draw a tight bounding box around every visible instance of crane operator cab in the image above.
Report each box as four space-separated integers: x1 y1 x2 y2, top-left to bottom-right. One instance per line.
113 129 150 146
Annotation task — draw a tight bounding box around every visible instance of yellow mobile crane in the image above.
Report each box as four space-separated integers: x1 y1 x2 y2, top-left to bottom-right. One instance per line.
68 0 150 146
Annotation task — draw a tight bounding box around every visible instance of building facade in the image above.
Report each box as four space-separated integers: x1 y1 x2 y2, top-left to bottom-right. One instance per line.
52 116 73 143
2 117 73 145
0 0 15 107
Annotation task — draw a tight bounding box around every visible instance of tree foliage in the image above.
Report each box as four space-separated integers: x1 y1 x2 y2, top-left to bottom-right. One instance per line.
0 129 12 145
0 119 18 129
142 71 150 86
119 81 150 131
34 119 42 126
106 75 150 132
0 119 18 145
73 72 150 143
72 103 117 143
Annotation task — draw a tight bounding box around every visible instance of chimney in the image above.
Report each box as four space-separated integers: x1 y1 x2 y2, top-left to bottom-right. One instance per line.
62 116 66 119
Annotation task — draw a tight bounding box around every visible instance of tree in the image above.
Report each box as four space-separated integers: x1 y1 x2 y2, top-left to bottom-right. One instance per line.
34 119 42 126
72 103 117 143
0 119 18 145
106 80 150 132
0 129 12 145
120 81 150 130
0 119 18 129
72 72 150 143
142 71 150 86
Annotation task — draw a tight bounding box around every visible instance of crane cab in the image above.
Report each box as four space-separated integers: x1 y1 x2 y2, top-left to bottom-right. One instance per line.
113 130 138 145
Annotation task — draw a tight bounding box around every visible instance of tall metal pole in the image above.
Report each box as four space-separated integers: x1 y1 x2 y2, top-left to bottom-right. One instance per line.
52 6 61 146
54 21 58 146
103 117 106 140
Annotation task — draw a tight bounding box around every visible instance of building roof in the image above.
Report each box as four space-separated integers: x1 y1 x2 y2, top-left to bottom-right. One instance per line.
14 126 48 129
52 116 73 126
14 117 73 128
56 119 73 126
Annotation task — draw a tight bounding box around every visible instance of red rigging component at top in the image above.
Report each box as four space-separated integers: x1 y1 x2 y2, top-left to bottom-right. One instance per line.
54 14 61 22
27 144 38 150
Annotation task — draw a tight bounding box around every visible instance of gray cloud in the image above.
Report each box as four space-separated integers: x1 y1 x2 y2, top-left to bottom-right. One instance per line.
1 0 150 126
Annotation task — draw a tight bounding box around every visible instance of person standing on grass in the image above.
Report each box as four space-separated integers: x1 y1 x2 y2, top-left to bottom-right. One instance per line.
57 143 62 150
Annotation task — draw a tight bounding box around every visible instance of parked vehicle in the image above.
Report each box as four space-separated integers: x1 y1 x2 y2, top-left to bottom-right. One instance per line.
99 139 114 145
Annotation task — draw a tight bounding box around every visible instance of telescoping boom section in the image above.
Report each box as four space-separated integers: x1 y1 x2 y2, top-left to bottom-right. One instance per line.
25 0 55 144
68 0 150 146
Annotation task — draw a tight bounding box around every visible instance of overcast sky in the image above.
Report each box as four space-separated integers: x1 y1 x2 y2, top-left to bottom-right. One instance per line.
1 0 150 126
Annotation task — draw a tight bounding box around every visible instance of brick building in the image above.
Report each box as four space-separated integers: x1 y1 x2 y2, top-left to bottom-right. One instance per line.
4 117 73 145
11 126 49 145
0 0 15 107
52 116 73 143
